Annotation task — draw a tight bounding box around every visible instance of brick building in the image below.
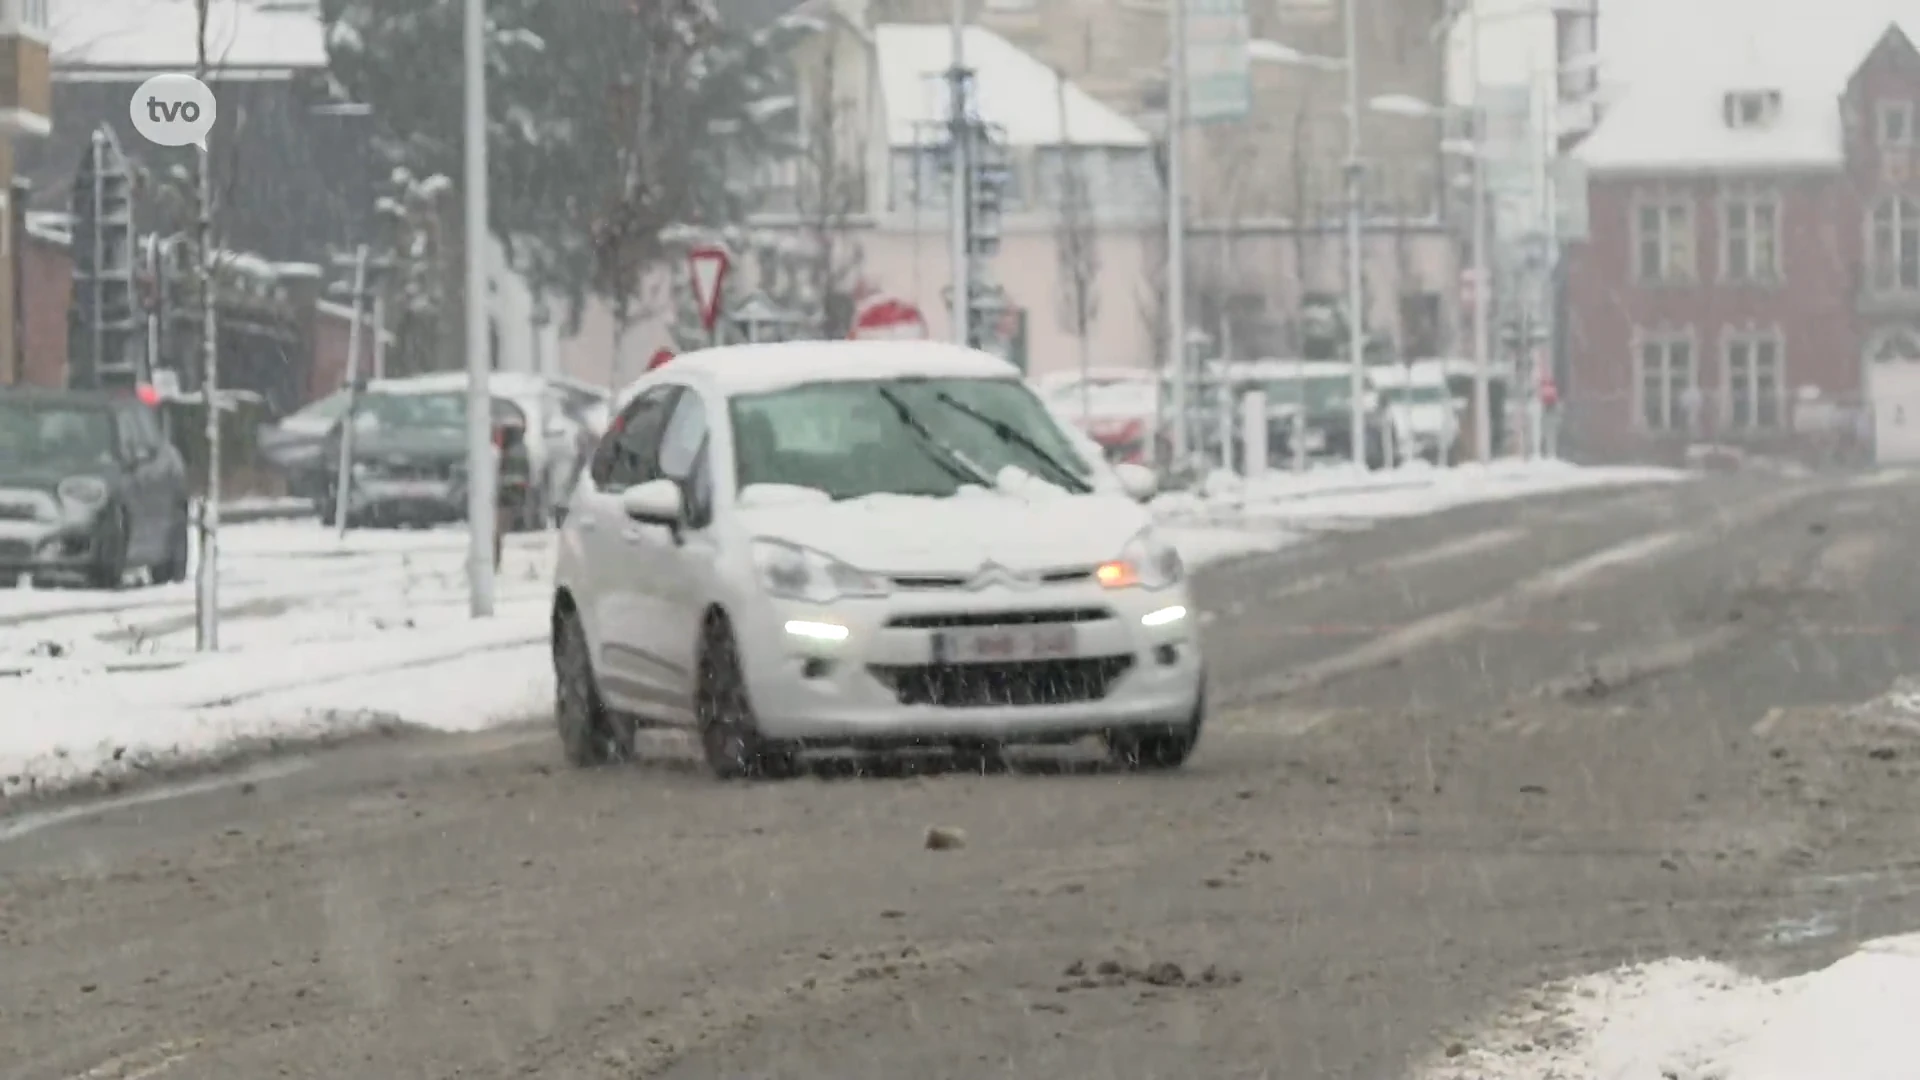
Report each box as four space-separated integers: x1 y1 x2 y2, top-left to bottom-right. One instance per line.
0 0 50 386
1564 13 1920 466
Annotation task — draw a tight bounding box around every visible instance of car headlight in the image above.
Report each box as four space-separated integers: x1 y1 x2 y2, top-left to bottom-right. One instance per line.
750 539 892 603
350 462 372 480
56 476 109 507
1095 527 1183 590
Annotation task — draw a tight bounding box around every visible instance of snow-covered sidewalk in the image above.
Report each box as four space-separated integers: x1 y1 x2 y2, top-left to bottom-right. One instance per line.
1418 933 1920 1080
0 459 1687 797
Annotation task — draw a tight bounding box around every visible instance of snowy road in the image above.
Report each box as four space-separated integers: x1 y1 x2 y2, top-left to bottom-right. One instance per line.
4 470 1918 1077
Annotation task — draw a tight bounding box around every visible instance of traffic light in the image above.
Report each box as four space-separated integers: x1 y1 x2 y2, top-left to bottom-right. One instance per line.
67 125 142 391
967 134 1010 256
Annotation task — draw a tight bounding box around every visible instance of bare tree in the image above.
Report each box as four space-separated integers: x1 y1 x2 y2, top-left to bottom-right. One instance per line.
791 57 867 338
1053 66 1101 422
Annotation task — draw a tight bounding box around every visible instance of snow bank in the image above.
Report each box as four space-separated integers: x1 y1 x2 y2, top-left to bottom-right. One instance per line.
1419 934 1920 1080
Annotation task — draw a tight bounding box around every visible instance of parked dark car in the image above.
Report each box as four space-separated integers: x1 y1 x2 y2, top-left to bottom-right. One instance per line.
256 387 351 502
318 386 537 529
1229 361 1392 470
0 387 191 588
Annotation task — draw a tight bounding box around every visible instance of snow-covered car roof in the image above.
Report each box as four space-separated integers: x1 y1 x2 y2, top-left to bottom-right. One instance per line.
623 341 1023 403
1226 359 1372 382
1366 363 1451 387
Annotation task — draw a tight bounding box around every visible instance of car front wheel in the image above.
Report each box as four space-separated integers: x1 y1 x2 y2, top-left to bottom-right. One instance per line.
87 507 129 590
1107 687 1204 771
553 608 634 767
696 617 798 781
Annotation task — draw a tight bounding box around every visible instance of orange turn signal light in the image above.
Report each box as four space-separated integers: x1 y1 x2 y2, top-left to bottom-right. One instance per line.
1094 560 1139 589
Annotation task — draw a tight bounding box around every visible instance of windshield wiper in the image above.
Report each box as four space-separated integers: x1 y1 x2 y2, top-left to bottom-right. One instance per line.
932 392 1094 494
874 387 995 489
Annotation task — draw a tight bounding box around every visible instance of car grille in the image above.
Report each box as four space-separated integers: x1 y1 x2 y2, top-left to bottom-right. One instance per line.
885 607 1110 629
367 459 453 481
890 568 1094 590
869 655 1134 708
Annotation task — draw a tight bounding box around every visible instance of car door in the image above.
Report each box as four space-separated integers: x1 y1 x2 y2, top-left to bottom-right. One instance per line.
575 384 681 712
640 387 719 708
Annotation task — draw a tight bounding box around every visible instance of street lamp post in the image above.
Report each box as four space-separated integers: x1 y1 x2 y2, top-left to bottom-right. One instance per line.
1339 0 1366 469
463 0 495 617
1166 0 1189 472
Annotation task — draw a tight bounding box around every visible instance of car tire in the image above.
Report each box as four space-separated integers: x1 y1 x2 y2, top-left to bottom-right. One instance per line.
87 507 129 590
152 507 191 585
696 616 799 781
1107 687 1204 771
553 608 634 767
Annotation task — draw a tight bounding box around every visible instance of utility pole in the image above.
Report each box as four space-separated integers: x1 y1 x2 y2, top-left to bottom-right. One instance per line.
1342 0 1366 469
463 0 496 617
331 245 370 535
1166 0 1188 471
193 0 220 652
1468 3 1492 463
947 0 970 347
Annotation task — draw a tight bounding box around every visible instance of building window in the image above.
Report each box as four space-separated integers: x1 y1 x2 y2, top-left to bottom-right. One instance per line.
1880 101 1914 146
1722 192 1779 281
1637 335 1694 430
1870 197 1920 291
1725 333 1783 429
1634 198 1694 283
1723 90 1781 129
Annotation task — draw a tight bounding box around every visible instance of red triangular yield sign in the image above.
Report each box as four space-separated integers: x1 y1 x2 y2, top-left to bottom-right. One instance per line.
688 246 731 334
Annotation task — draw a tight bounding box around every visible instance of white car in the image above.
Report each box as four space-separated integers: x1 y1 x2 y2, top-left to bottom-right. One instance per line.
551 341 1206 779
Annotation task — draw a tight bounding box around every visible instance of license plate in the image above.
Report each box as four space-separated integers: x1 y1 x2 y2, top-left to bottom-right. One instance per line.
931 625 1078 664
364 479 449 500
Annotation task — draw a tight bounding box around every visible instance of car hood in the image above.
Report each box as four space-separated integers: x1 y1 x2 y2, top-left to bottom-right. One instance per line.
736 485 1154 576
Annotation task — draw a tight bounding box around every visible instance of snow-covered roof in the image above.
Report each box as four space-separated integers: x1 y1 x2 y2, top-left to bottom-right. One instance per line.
52 0 328 75
1573 1 1918 173
629 341 1021 401
874 24 1149 149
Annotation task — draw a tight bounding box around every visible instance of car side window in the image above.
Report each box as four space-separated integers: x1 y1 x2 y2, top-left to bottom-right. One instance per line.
657 390 713 527
590 386 679 491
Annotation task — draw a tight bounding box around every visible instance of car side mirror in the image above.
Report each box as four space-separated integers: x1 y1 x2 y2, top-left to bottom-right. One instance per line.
620 478 682 526
1113 462 1157 503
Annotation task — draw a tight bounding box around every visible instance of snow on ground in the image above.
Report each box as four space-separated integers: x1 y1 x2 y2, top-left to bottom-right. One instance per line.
1149 458 1689 565
1417 932 1920 1080
0 459 1686 796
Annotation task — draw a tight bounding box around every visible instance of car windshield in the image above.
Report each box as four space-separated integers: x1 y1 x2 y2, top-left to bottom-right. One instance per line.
354 391 468 432
0 401 116 469
730 377 1092 500
1256 376 1354 413
1378 383 1450 405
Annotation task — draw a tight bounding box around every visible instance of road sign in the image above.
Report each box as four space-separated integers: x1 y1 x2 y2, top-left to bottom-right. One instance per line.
687 246 730 335
1185 0 1252 124
850 294 928 341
